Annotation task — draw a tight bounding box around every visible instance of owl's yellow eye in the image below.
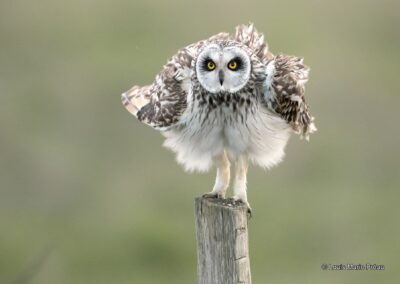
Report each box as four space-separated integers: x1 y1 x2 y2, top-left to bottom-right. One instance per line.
228 61 238 70
207 61 216 70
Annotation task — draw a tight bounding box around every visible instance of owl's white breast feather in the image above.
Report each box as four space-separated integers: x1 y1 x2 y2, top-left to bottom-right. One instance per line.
162 94 291 172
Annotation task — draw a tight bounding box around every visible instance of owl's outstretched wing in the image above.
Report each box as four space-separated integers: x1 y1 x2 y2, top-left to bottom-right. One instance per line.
121 49 192 130
263 54 316 139
235 24 316 139
121 33 230 130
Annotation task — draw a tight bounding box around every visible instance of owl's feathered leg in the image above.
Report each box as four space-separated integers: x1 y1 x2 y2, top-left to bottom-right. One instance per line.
203 151 230 199
233 155 252 214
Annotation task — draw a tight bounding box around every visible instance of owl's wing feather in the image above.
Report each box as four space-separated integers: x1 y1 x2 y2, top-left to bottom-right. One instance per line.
121 48 193 130
263 54 316 139
235 24 316 139
121 32 230 130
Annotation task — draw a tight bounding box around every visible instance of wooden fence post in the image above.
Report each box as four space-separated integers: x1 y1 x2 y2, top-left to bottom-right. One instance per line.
195 197 251 284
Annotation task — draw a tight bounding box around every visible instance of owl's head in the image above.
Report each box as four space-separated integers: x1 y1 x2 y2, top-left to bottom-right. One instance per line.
195 44 251 93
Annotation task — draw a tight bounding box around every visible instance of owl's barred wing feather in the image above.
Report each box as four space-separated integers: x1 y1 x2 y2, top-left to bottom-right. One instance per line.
235 24 316 139
121 85 151 116
264 54 316 139
121 33 230 130
121 49 192 129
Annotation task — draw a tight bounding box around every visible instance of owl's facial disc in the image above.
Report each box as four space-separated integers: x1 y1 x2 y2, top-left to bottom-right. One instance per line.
196 45 251 93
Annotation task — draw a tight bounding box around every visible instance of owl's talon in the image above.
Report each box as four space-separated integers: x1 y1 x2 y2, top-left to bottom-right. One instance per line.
247 207 252 218
232 196 252 218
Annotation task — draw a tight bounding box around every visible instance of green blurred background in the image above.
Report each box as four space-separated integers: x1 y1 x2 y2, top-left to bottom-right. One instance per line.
1 0 399 283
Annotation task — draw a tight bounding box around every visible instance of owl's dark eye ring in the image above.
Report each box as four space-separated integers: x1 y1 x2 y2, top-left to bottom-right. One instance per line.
227 58 243 71
205 60 216 71
228 61 238 70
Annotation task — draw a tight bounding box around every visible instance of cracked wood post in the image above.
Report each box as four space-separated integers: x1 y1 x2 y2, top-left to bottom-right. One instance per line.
195 197 251 284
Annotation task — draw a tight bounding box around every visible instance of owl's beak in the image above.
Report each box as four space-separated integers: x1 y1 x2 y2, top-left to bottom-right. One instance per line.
218 70 224 86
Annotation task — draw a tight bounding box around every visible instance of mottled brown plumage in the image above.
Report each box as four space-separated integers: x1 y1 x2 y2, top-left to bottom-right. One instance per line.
269 54 316 138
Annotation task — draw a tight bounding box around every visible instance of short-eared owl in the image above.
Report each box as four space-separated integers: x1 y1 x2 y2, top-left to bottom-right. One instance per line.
122 24 316 212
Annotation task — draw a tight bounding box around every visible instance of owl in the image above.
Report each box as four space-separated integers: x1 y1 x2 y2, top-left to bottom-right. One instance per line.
122 24 316 213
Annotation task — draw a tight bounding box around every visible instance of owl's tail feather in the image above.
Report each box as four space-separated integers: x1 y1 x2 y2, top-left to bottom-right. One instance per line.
121 85 152 117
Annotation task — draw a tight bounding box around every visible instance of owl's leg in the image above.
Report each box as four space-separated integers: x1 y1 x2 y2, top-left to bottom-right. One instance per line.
232 155 251 214
203 151 230 199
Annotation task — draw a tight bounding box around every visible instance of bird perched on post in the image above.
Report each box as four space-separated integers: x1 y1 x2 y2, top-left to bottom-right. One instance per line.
122 24 316 213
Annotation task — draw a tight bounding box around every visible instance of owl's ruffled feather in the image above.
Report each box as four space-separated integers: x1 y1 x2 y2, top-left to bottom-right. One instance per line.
122 23 316 139
269 55 316 139
234 24 316 139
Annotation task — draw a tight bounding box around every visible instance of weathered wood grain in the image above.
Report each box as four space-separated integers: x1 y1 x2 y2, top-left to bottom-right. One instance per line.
195 197 251 284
